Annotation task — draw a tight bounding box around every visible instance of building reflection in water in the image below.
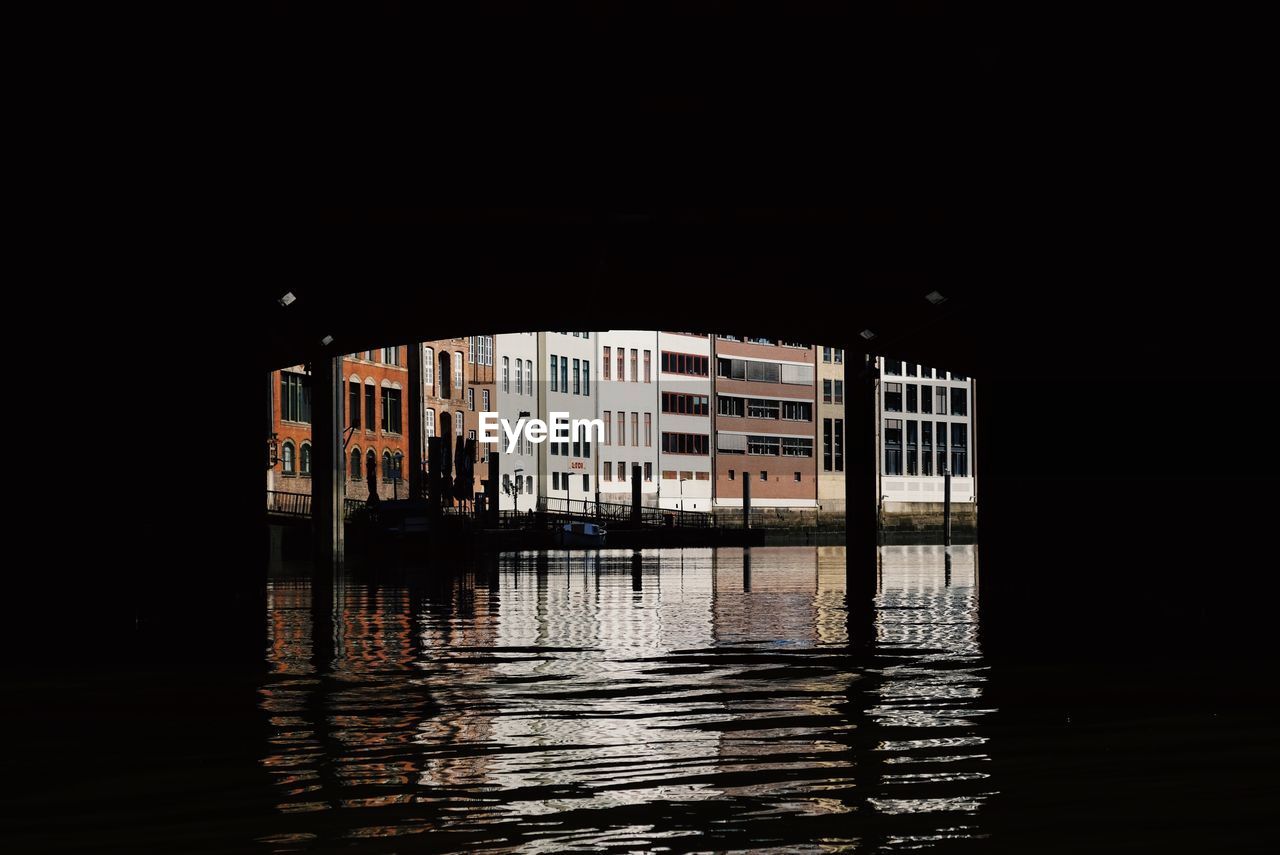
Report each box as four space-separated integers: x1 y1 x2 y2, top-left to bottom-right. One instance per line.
260 545 990 852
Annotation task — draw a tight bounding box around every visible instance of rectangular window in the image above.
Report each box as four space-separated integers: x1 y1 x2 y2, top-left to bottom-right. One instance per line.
921 382 933 414
661 432 710 455
618 348 625 381
950 386 967 416
952 372 967 381
906 363 917 377
280 372 312 424
760 471 768 482
604 461 613 482
364 384 375 429
644 350 651 383
550 355 558 392
794 471 802 482
469 337 476 363
349 381 361 429
822 346 832 362
603 346 611 379
834 348 844 364
514 359 522 395
467 387 475 411
525 360 532 395
383 387 402 434
729 469 735 480
884 358 902 375
644 462 652 481
618 413 626 447
936 386 948 415
584 362 590 396
833 418 844 471
573 358 581 395
662 351 708 376
951 423 968 477
618 462 626 481
603 411 612 445
572 438 580 458
631 412 639 446
885 382 902 411
583 473 590 491
823 379 833 404
906 420 918 475
717 432 747 454
645 413 652 446
747 398 780 419
937 422 948 474
482 389 490 411
922 422 933 476
747 435 781 456
884 419 903 475
630 349 639 382
781 437 813 457
663 393 709 415
502 357 510 392
823 417 833 471
781 401 812 421
561 357 568 394
833 380 844 404
907 384 917 412
718 396 745 417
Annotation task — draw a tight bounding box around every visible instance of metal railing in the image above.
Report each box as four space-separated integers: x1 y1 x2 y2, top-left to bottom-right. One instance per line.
267 490 311 516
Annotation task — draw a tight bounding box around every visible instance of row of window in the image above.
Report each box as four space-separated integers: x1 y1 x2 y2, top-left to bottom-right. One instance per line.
661 351 710 376
422 408 465 439
347 447 403 483
884 359 966 381
601 411 652 447
661 432 711 455
821 347 845 364
502 473 535 495
278 440 311 475
822 379 844 405
501 357 535 395
661 392 710 416
549 354 591 395
662 470 711 481
823 418 845 472
550 472 591 491
347 381 402 434
281 372 311 423
468 336 494 366
727 469 805 482
354 347 402 367
716 433 815 458
883 419 969 477
423 348 464 399
602 462 654 482
717 357 814 385
716 396 813 422
464 387 491 412
884 383 967 416
602 346 653 383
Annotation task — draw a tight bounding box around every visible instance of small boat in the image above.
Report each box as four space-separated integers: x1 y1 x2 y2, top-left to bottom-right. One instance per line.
554 521 607 548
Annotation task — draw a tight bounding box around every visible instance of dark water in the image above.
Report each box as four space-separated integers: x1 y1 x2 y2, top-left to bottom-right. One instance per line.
257 546 992 852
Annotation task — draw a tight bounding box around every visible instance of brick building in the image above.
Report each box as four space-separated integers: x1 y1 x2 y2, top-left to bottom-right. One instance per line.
421 336 495 506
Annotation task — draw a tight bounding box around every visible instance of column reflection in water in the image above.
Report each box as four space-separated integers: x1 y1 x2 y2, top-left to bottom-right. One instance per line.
259 546 991 852
869 544 993 849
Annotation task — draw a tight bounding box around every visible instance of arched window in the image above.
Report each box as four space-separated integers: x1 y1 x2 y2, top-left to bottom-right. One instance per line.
366 449 376 485
424 408 435 438
300 443 311 476
350 447 362 480
502 356 510 392
526 475 533 495
438 351 451 398
393 451 403 482
281 441 295 475
455 411 464 436
424 347 434 391
382 450 393 481
515 358 523 395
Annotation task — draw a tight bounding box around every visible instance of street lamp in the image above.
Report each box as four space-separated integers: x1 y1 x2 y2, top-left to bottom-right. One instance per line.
513 467 524 514
679 477 688 516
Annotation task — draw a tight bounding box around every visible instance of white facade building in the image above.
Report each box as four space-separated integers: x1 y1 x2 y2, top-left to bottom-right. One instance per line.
495 332 540 512
877 356 977 505
657 332 713 512
596 330 660 506
538 332 598 511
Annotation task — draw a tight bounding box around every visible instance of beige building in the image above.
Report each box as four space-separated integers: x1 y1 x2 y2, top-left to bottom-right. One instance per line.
816 345 847 520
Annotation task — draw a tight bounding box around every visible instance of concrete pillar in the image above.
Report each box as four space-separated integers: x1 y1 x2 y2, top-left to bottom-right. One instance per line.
742 470 751 529
408 342 424 500
631 464 642 526
845 352 879 648
311 354 344 572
